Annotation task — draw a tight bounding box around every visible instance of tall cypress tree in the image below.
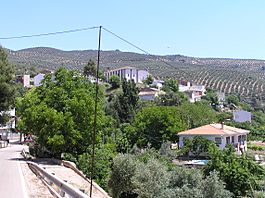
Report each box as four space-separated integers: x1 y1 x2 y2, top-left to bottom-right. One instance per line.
0 47 16 124
115 79 139 123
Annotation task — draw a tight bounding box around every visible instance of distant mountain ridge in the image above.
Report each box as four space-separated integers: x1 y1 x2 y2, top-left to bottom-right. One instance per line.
6 47 265 101
8 47 265 71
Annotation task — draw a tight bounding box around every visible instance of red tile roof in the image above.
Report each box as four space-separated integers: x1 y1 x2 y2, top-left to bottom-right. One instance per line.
177 124 249 136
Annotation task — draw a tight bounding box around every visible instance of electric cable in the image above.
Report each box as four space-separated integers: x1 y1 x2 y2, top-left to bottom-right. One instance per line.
0 26 99 40
102 27 193 81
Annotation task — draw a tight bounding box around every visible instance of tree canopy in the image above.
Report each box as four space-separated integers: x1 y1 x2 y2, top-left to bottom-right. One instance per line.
162 79 179 93
16 68 106 157
113 79 139 123
83 59 97 77
109 75 121 89
204 145 265 197
134 106 187 149
178 102 217 128
0 48 16 124
108 152 232 198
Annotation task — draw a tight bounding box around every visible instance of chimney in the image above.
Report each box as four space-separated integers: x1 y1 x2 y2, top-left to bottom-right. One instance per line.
221 121 224 130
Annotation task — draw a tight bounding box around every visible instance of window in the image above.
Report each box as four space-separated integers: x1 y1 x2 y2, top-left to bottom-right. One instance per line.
231 136 234 143
242 135 246 141
215 137 222 145
226 137 230 144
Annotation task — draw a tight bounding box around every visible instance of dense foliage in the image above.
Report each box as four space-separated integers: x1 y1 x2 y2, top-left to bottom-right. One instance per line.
112 79 139 123
134 106 187 149
0 48 16 124
15 66 265 197
83 59 96 77
108 152 233 198
109 75 121 89
16 68 106 157
204 145 265 197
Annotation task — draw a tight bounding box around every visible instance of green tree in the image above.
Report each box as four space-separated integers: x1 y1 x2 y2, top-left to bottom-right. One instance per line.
204 145 265 197
109 75 121 89
132 158 170 198
0 47 16 124
134 106 187 149
114 79 139 123
83 59 96 77
108 151 233 198
77 143 116 189
178 102 217 128
143 75 154 86
226 94 240 106
201 89 219 109
155 92 188 106
162 79 179 93
201 171 233 198
108 154 138 198
17 68 106 157
191 136 214 158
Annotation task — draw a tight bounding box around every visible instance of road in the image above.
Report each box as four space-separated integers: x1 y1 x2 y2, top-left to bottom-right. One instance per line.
0 143 28 198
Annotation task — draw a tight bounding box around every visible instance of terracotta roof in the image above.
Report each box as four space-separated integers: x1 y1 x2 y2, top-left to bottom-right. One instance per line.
177 124 249 136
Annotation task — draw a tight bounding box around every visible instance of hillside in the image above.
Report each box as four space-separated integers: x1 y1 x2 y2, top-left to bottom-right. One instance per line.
7 47 265 102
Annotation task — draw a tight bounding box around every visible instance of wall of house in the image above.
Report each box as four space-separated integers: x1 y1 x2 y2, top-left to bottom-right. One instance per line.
233 110 252 123
137 70 149 83
179 134 248 150
34 74 45 86
23 75 30 87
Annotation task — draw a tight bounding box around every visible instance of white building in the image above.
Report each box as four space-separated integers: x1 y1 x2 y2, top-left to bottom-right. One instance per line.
104 66 149 83
178 81 206 103
0 108 16 137
233 110 252 123
152 80 164 90
178 123 249 152
139 87 165 100
34 73 45 86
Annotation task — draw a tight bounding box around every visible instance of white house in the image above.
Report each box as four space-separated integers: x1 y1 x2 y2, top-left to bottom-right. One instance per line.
178 123 249 152
152 80 164 90
139 87 165 100
0 108 16 139
16 74 31 87
233 110 251 123
33 73 45 86
178 81 206 103
104 66 149 83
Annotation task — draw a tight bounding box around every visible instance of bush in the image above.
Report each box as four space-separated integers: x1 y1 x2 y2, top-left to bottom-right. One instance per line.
248 144 265 151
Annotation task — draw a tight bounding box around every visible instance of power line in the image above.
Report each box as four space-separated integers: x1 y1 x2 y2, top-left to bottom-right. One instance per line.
0 25 193 80
0 26 99 40
102 27 193 80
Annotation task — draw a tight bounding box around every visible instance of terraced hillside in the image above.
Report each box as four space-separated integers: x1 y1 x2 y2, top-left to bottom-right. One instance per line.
6 47 265 101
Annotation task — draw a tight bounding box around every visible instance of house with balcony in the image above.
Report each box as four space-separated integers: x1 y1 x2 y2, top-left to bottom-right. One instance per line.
104 66 149 84
178 123 249 153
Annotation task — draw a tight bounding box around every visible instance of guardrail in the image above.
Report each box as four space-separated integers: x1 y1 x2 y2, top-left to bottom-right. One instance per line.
61 160 111 198
27 161 90 198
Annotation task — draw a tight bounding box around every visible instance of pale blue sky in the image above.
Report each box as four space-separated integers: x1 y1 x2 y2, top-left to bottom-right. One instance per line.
1 0 265 59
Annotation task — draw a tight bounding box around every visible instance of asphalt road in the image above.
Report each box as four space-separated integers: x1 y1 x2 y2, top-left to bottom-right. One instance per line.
0 143 28 198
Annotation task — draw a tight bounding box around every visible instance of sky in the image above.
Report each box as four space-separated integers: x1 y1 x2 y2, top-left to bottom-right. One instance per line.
0 0 265 59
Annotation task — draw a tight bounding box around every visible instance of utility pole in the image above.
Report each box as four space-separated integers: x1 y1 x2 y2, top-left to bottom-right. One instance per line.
90 25 102 198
